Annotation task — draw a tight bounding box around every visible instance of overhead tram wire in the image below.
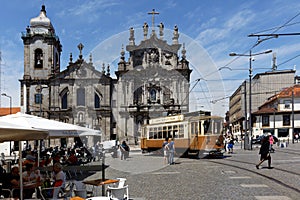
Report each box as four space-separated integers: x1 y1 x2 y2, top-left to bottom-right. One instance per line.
198 12 300 108
248 11 300 39
277 54 300 67
212 12 300 105
181 78 205 108
250 21 300 35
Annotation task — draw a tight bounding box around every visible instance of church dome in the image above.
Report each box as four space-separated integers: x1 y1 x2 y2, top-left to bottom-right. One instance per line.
30 5 54 31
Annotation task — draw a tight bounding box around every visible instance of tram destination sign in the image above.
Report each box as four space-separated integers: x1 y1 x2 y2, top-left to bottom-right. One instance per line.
149 115 184 125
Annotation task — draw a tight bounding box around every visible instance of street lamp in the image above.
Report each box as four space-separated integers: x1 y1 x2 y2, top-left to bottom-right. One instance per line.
1 93 12 114
229 49 272 150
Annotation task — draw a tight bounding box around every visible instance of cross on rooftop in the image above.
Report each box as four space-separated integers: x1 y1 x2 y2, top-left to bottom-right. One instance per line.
148 9 159 34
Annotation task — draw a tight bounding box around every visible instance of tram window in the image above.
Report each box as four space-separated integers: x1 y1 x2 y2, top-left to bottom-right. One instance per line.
163 132 167 139
154 132 158 139
179 125 184 138
191 122 197 136
168 131 172 139
149 131 153 139
158 131 162 138
204 120 210 134
163 126 167 131
174 131 178 138
173 125 178 130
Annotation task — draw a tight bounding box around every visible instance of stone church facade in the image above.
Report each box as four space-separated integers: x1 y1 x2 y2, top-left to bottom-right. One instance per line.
19 5 191 146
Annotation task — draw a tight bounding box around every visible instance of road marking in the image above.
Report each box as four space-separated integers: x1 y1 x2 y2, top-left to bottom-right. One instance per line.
240 184 268 188
229 176 251 179
221 170 236 174
255 196 292 200
151 171 180 175
275 159 300 163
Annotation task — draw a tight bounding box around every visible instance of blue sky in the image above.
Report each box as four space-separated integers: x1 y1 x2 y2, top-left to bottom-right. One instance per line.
1 0 300 116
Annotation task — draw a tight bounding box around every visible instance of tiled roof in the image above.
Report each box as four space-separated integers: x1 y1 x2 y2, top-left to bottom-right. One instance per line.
259 85 300 108
0 107 21 116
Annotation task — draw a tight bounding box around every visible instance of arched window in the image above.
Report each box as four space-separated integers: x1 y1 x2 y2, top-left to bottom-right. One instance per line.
94 93 101 108
133 86 143 104
77 88 85 106
150 88 156 101
34 49 43 68
61 93 68 109
60 88 69 109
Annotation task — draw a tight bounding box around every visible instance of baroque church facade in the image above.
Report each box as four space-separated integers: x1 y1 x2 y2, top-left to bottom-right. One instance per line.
19 5 191 145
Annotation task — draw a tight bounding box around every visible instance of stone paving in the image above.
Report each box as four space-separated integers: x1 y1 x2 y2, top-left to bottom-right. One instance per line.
82 141 300 199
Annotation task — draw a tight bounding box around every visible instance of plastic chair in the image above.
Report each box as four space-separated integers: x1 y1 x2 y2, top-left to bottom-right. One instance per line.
116 178 127 188
73 180 87 198
107 184 129 200
0 188 13 198
39 186 63 200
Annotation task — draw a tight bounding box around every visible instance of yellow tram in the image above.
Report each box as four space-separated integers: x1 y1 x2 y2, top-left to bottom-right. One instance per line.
140 114 224 158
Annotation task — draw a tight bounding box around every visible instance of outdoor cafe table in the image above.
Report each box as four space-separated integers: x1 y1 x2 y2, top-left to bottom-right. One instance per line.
82 179 119 196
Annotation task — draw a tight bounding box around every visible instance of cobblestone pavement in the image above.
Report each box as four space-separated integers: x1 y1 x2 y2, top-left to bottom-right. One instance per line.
82 141 300 200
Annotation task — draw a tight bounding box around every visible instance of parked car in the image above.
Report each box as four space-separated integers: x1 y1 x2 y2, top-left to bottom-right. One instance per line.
252 135 265 144
252 134 278 145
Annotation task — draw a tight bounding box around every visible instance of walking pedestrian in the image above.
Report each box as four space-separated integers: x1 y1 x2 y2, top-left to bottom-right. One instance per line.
120 141 130 160
168 138 175 165
269 133 275 152
256 135 272 169
227 136 234 154
162 138 169 165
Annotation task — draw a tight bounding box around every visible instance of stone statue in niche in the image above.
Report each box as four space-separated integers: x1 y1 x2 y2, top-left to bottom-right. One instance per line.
164 53 172 65
149 49 159 64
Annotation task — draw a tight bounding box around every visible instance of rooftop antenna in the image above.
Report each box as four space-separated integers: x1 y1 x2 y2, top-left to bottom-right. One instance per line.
272 52 277 71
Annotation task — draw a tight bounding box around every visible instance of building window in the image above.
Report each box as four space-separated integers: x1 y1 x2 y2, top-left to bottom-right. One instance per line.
62 93 68 109
284 100 291 109
35 93 42 104
278 128 289 137
262 115 269 126
282 114 290 126
77 88 85 106
34 49 43 68
150 88 156 101
94 93 100 108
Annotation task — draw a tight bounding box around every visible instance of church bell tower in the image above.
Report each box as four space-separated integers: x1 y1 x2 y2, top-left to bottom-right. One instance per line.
20 5 62 115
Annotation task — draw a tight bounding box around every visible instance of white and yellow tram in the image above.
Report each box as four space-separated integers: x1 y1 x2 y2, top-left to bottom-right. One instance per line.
140 114 224 158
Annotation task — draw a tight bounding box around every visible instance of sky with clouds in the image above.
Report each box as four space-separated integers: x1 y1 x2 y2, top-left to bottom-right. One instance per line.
1 0 300 116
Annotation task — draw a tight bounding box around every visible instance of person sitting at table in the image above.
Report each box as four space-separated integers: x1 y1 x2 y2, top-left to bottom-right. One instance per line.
23 163 41 182
42 163 66 198
23 163 41 198
66 149 79 165
52 162 66 189
2 166 20 198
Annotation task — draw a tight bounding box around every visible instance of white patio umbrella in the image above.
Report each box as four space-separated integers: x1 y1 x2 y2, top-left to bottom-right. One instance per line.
0 120 49 200
0 112 101 138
